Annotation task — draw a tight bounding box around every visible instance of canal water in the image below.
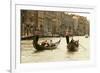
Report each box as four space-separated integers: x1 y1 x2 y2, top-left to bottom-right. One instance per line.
21 36 89 63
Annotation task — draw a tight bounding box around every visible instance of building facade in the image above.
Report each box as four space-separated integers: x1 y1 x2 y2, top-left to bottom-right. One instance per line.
21 10 90 38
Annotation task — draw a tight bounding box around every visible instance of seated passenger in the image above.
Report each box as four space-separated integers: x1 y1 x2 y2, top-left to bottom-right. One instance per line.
49 40 53 47
70 38 75 43
41 40 49 47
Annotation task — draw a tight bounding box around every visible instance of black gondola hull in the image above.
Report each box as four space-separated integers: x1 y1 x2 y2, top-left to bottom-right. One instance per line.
32 36 61 51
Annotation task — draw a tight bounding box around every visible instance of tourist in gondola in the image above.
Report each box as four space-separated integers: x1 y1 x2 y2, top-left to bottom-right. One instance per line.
70 38 74 43
49 40 55 47
41 40 46 46
41 40 49 47
50 40 53 45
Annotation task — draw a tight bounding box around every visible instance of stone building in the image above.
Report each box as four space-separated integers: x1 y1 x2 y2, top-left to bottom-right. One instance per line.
21 10 63 37
21 10 90 38
60 14 74 35
38 11 63 36
21 10 38 37
78 16 89 35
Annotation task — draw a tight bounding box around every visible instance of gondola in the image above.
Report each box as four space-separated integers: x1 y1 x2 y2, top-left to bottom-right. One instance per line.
32 36 61 51
67 39 79 52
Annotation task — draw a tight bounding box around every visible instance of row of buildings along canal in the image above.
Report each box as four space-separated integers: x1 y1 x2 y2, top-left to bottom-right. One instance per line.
21 10 89 39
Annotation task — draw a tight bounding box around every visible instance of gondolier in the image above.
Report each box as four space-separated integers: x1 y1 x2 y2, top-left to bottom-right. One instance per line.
65 31 69 44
